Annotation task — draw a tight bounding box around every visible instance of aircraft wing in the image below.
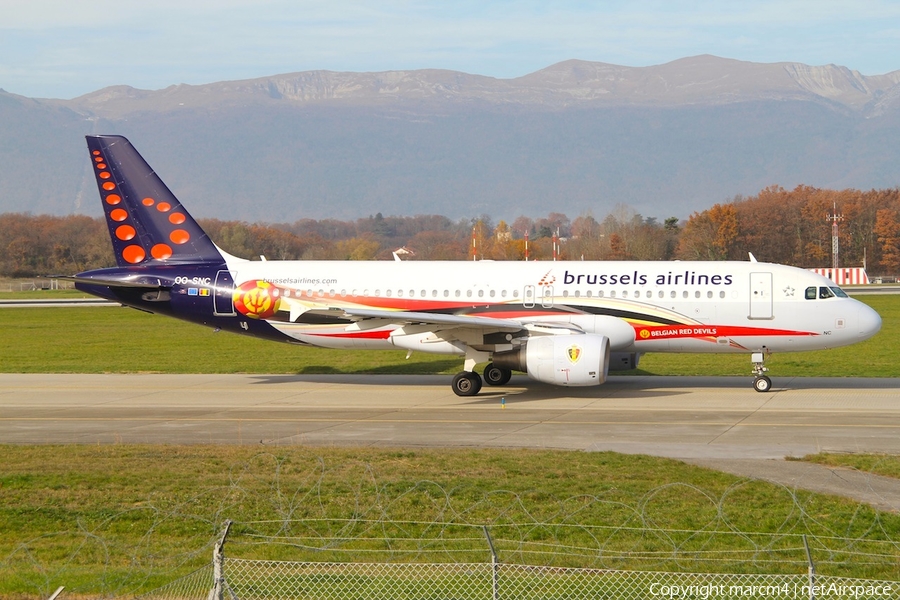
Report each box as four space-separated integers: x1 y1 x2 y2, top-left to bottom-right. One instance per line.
279 297 586 336
341 307 525 332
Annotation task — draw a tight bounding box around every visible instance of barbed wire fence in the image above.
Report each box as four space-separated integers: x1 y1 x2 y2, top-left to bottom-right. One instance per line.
137 518 900 600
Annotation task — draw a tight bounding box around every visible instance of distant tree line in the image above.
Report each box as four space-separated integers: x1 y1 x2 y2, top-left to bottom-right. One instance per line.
2 185 899 278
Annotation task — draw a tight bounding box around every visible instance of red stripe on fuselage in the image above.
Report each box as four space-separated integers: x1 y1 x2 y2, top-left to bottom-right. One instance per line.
634 324 816 341
305 330 392 339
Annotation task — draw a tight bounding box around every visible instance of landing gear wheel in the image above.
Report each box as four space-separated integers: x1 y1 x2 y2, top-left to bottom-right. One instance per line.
753 375 772 393
452 371 483 396
483 363 512 386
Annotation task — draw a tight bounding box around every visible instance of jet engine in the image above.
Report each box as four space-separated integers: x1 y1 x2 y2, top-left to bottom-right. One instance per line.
493 334 610 386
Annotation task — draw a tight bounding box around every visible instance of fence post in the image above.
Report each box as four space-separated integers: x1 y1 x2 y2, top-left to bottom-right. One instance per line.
47 586 64 600
803 534 816 600
208 520 233 600
483 526 499 600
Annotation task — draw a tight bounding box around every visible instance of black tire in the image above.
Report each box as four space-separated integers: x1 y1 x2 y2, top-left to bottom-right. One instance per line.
483 363 512 386
753 375 772 393
452 372 482 396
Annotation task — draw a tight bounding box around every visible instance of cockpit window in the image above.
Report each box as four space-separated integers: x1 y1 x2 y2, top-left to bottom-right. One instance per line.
805 286 817 300
819 286 835 299
830 286 848 298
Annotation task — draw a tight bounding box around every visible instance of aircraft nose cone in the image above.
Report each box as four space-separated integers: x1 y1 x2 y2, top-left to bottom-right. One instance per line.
858 303 882 341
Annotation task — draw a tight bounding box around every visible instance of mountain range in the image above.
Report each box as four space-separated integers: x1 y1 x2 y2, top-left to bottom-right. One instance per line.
2 55 899 222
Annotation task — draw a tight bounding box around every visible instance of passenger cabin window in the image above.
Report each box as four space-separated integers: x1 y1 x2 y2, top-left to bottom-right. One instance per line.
805 286 817 300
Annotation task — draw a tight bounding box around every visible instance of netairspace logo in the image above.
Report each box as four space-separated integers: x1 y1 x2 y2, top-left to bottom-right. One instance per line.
648 582 893 598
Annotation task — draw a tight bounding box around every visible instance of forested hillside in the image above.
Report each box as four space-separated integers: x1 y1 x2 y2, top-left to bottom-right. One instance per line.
2 185 898 278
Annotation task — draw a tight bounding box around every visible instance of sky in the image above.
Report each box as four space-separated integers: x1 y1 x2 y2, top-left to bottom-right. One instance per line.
2 0 900 100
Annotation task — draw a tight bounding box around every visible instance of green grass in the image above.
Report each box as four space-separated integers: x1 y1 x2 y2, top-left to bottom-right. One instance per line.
0 295 895 376
802 454 900 479
2 446 899 596
0 306 460 374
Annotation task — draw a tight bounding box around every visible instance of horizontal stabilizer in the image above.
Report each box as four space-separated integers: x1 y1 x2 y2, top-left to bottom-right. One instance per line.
57 275 169 290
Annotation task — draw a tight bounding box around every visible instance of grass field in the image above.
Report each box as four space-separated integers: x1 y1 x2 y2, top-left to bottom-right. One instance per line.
2 445 900 596
803 453 900 479
0 294 895 376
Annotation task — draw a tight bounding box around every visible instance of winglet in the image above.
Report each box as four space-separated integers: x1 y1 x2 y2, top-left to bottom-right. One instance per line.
86 135 224 267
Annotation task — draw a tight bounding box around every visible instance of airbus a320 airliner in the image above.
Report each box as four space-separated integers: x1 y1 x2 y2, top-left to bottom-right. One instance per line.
71 135 881 395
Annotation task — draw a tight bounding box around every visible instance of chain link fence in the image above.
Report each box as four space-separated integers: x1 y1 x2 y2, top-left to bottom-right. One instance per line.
139 559 899 600
131 521 900 600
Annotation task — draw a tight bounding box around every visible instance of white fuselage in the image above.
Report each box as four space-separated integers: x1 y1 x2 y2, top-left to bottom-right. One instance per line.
220 255 881 356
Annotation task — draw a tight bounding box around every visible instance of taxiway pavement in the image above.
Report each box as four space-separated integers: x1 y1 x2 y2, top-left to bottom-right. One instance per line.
6 373 900 509
3 373 898 458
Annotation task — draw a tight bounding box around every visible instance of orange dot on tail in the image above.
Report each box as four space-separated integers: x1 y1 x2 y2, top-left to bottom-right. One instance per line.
169 213 186 224
92 150 100 156
94 157 103 162
99 171 111 179
170 229 190 244
110 208 128 222
102 182 116 191
105 194 121 205
122 245 146 264
96 163 107 169
115 225 135 240
142 197 155 206
156 202 171 212
151 243 173 259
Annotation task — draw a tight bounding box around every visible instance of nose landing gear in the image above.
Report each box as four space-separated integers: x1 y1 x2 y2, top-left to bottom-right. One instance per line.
751 351 772 392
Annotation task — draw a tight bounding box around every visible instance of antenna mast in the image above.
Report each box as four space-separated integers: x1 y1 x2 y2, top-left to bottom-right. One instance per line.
827 203 844 270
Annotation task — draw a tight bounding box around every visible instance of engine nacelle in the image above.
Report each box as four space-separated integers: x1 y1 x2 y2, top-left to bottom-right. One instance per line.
493 334 610 387
565 315 636 350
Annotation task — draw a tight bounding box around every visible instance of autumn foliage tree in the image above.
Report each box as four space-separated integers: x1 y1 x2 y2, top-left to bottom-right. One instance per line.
4 185 900 279
875 208 900 274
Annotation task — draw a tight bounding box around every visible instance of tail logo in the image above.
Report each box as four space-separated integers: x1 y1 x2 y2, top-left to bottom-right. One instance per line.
233 281 282 320
89 143 194 265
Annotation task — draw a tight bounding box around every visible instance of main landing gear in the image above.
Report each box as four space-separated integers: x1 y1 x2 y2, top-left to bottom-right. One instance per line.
751 351 772 393
483 362 512 386
451 362 513 397
451 371 482 396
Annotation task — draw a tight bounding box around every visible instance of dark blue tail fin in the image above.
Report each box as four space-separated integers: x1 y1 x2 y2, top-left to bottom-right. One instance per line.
87 135 223 266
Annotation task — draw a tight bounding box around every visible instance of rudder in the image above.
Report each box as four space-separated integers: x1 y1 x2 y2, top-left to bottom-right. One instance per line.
86 135 223 266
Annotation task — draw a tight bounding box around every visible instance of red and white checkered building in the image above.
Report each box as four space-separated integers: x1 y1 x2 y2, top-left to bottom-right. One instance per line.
809 267 870 285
